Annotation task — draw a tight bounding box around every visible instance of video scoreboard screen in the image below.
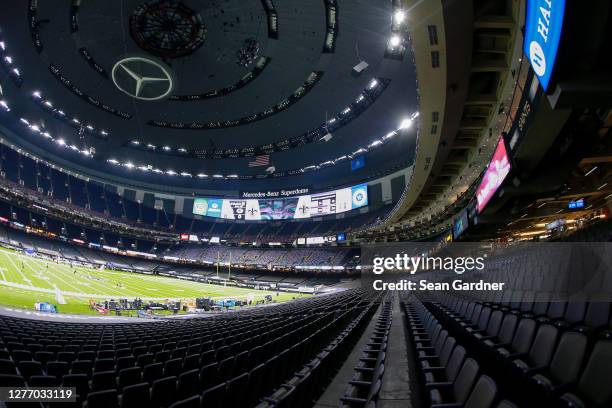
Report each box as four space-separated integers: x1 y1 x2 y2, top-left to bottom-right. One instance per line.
193 183 368 221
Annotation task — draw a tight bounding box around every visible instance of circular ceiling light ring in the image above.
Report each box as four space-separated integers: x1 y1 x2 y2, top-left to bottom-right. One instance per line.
111 56 175 101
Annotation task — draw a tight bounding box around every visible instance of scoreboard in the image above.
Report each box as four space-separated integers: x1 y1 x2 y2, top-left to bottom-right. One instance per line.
193 183 368 221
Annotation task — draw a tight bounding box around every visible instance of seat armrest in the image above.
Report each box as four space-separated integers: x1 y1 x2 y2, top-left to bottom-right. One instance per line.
340 396 367 405
475 334 495 340
523 365 546 375
425 381 452 388
418 355 440 360
349 380 373 387
421 366 445 372
505 352 527 360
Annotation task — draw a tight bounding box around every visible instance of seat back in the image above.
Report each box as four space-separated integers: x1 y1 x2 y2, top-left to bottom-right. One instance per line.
453 358 479 403
510 318 536 354
464 375 497 408
445 345 467 383
121 382 151 408
439 337 457 367
577 339 612 405
485 310 504 337
87 389 118 408
201 382 227 406
497 314 518 344
435 331 449 354
527 324 558 367
477 307 492 330
548 331 587 384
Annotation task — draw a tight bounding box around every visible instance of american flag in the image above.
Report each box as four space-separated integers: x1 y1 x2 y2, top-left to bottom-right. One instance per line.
248 154 270 167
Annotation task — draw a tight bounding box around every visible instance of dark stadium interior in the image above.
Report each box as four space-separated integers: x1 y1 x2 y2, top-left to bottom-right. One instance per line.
0 0 612 408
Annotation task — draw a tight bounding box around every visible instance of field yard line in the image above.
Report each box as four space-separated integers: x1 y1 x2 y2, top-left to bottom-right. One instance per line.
25 258 87 294
71 266 130 297
0 250 60 289
0 279 186 300
3 252 46 287
20 256 62 289
47 262 122 298
0 279 257 301
80 267 153 298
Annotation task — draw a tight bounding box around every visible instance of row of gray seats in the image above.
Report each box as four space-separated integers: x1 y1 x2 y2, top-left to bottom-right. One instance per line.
403 297 517 408
339 296 393 407
424 294 612 407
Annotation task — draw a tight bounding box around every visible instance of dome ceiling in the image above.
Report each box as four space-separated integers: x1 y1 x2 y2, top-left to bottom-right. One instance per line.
0 0 418 192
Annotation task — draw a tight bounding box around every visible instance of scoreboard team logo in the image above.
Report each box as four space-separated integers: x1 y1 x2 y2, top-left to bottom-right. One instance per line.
351 184 368 209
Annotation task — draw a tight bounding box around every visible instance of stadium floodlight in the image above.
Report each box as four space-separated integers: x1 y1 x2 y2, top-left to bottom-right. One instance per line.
197 173 208 178
368 79 378 89
125 162 135 169
29 125 40 132
227 174 238 178
394 10 406 24
166 170 177 175
12 68 20 76
212 174 223 178
44 101 53 107
0 100 9 111
131 140 140 145
178 147 187 153
0 42 5 50
368 140 383 148
107 158 119 164
399 117 413 130
4 56 12 64
32 91 42 98
180 172 192 177
56 139 66 146
163 146 171 151
389 35 401 48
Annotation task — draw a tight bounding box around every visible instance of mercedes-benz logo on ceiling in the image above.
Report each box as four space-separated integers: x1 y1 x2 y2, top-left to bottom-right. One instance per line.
112 56 175 101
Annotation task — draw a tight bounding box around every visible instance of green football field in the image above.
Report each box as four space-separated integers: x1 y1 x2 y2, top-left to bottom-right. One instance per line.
0 248 309 315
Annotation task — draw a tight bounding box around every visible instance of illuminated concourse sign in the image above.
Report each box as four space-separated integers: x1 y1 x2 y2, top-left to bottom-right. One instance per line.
524 0 567 91
193 183 368 220
475 137 511 213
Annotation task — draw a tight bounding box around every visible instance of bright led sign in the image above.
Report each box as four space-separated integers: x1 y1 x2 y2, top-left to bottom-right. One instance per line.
524 0 566 91
476 138 511 213
193 183 368 221
568 199 584 209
